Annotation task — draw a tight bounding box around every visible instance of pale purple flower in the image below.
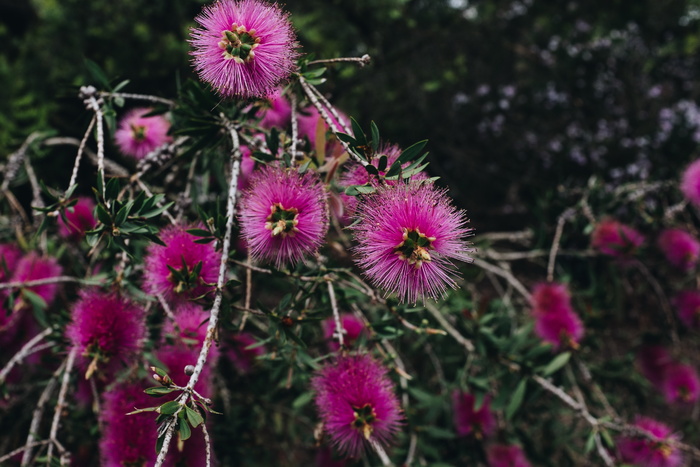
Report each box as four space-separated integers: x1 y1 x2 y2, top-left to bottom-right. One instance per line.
617 417 683 467
189 0 298 98
114 107 171 160
681 159 700 207
591 218 644 258
672 290 700 328
297 106 349 147
323 313 366 351
11 252 63 309
312 354 402 458
238 165 329 268
452 392 496 439
66 290 146 378
143 224 219 303
259 89 292 129
657 228 700 271
660 363 700 405
163 302 209 344
226 332 265 374
486 444 531 467
57 196 97 240
351 182 473 304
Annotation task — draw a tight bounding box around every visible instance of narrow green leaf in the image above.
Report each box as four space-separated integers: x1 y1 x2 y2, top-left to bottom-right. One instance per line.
335 132 358 146
126 406 159 415
370 121 380 151
505 379 527 420
85 59 111 90
158 401 181 415
185 406 204 428
179 419 191 441
292 391 314 409
350 117 367 146
542 352 571 376
144 387 176 397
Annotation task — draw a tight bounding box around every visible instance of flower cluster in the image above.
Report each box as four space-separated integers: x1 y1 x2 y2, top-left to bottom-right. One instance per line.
672 290 700 328
637 345 700 405
452 391 496 439
530 282 584 350
657 228 700 271
114 107 171 160
616 417 683 467
322 313 365 351
591 218 644 258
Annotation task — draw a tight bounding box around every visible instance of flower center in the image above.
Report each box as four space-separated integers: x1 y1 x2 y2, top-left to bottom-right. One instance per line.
351 403 377 440
393 228 435 269
218 23 261 64
130 124 147 142
265 203 299 238
166 257 204 294
654 442 673 459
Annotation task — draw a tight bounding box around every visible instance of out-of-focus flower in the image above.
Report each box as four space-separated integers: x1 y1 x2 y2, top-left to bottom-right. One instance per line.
486 444 531 467
0 243 22 282
660 363 700 405
114 108 171 160
617 417 683 467
351 182 473 304
322 313 366 351
238 166 329 268
451 391 496 439
57 196 97 240
66 290 147 379
530 283 584 351
189 0 298 98
637 345 674 387
259 89 292 129
225 332 265 374
672 290 700 328
680 159 700 207
312 354 402 457
657 228 700 271
143 224 219 303
531 282 574 316
591 218 644 258
11 252 63 310
297 106 349 147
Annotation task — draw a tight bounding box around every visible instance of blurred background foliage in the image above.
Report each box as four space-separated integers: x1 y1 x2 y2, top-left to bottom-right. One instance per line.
3 0 700 228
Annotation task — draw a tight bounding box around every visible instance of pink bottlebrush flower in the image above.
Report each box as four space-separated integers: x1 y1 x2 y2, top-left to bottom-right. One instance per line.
238 165 329 268
226 332 265 374
672 290 700 328
637 345 674 387
591 218 644 258
315 446 348 467
323 313 366 351
533 307 584 350
312 354 402 458
452 392 496 439
657 228 700 271
57 196 97 240
100 381 157 467
486 444 531 467
156 342 216 397
297 106 349 147
163 302 208 344
680 159 700 207
259 89 292 129
114 107 171 160
660 363 700 405
11 252 63 309
530 282 574 316
0 243 21 282
143 224 219 303
189 0 298 99
351 181 473 304
66 290 146 378
617 417 683 467
339 144 427 219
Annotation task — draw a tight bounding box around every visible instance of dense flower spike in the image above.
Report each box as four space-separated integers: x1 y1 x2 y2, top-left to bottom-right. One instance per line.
657 228 700 271
660 363 700 405
114 107 171 159
672 290 700 328
66 290 146 378
323 313 366 351
530 282 584 349
312 354 402 457
486 444 531 467
238 165 329 268
143 224 219 303
617 417 683 467
163 302 209 344
99 381 157 466
591 218 644 258
452 392 496 439
680 158 700 207
11 252 63 309
189 0 298 98
57 196 97 240
351 182 473 304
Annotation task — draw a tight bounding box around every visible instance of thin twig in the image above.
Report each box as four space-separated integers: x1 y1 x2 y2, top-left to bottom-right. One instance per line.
46 348 77 465
202 421 212 467
369 437 392 466
0 441 52 464
1 132 42 192
307 55 371 67
67 116 96 194
0 328 53 384
290 92 299 159
326 280 344 347
547 207 576 282
471 258 532 301
424 302 474 352
98 91 176 107
0 275 103 290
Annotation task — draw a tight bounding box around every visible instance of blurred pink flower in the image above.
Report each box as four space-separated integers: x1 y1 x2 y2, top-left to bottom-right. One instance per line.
11 252 63 310
259 89 292 129
591 218 644 258
672 290 700 328
637 345 674 387
0 243 21 282
486 444 531 467
322 313 366 351
530 282 574 316
657 228 700 271
351 182 473 304
297 106 349 147
143 224 219 303
452 391 496 439
226 332 265 374
617 417 683 467
114 107 171 160
312 354 402 458
680 158 700 207
57 196 97 240
530 284 584 351
163 302 209 344
189 0 298 98
238 166 329 268
660 363 700 405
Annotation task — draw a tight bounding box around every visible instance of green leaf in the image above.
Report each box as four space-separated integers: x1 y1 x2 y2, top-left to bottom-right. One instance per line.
144 387 176 397
185 406 204 428
542 352 571 376
335 132 358 146
505 379 527 420
158 401 181 415
95 204 111 226
178 419 192 441
350 117 367 146
126 406 159 415
420 426 456 440
105 178 121 201
370 121 380 151
85 59 111 90
584 430 596 454
292 391 314 409
385 140 428 177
